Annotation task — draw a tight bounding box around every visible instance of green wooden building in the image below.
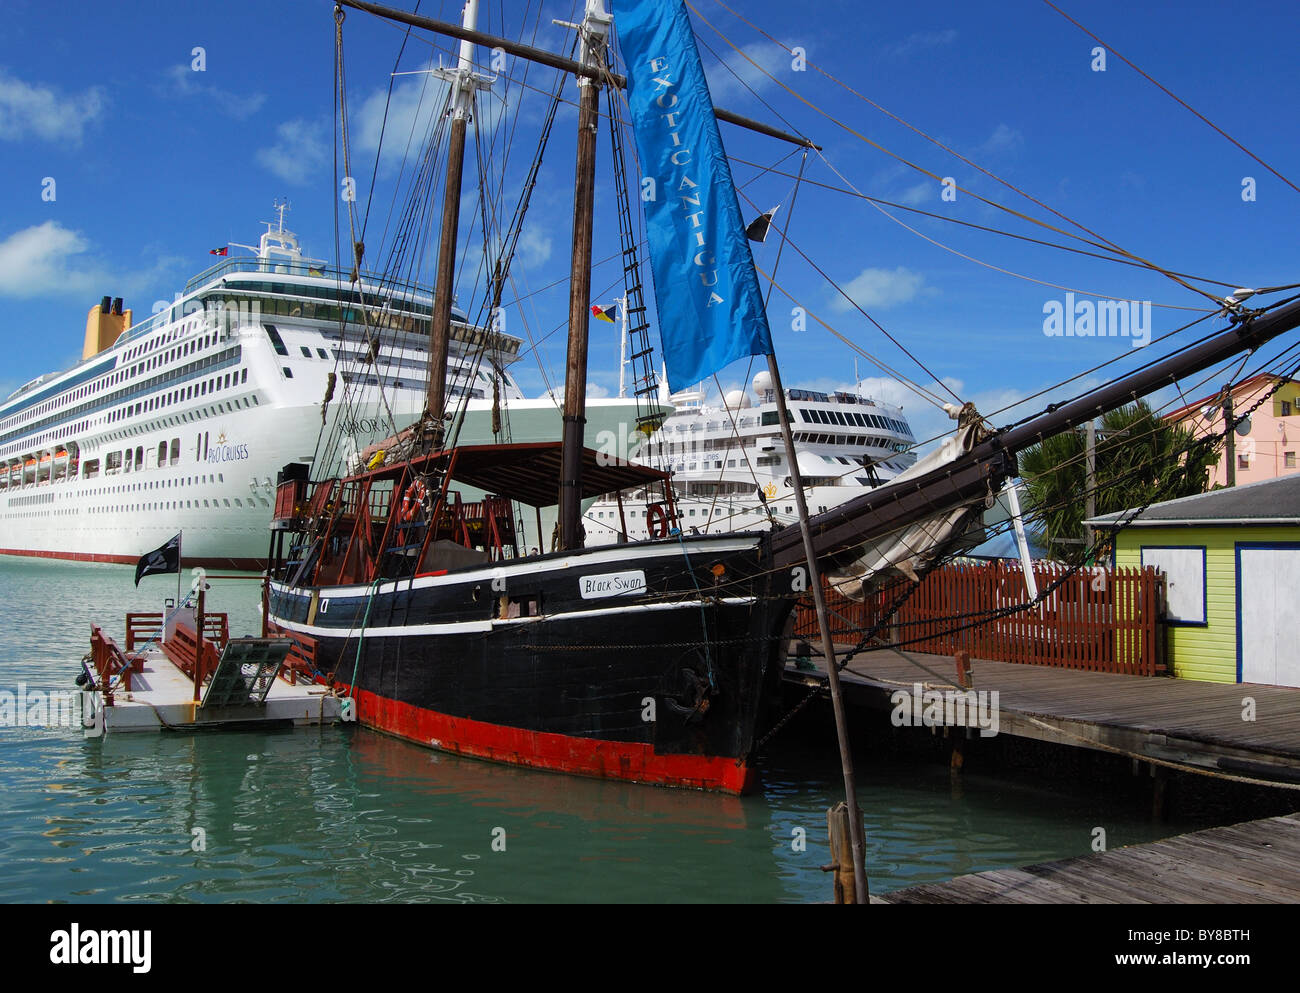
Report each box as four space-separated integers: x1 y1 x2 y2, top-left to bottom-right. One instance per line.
1087 474 1300 686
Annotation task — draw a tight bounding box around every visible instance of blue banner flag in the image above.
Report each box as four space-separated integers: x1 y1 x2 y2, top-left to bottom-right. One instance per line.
615 0 774 392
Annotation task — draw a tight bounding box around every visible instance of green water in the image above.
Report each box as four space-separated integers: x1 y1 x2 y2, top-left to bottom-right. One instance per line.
0 557 1232 903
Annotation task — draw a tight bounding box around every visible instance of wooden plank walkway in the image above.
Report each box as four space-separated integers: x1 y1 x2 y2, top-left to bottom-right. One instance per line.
875 813 1300 903
784 647 1300 785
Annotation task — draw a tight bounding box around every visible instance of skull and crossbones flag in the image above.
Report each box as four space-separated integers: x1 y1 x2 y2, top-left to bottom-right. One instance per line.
134 533 181 587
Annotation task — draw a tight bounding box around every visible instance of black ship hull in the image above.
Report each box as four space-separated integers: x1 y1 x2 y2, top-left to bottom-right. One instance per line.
267 534 796 793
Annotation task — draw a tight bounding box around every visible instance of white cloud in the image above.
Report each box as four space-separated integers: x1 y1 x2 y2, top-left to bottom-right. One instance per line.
979 123 1023 156
162 65 265 120
458 215 554 292
256 119 330 185
0 70 104 144
896 181 933 206
352 68 512 172
831 266 926 312
704 41 799 105
354 74 445 166
516 227 552 268
0 221 89 296
0 221 180 299
887 30 958 59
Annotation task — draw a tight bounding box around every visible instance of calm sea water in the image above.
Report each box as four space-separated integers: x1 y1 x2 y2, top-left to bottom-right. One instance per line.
0 557 1229 903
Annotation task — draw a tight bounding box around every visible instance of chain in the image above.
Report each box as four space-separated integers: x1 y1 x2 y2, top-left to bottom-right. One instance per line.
751 681 825 753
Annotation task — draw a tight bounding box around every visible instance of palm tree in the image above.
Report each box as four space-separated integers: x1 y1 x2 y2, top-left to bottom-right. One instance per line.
1019 400 1219 564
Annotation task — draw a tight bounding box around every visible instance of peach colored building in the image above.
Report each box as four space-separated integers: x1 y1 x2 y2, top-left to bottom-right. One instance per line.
1165 373 1300 489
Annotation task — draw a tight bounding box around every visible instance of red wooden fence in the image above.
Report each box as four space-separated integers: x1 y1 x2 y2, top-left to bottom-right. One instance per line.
794 560 1166 676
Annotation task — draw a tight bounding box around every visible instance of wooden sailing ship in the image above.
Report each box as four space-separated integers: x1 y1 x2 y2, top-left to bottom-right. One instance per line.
263 0 1300 794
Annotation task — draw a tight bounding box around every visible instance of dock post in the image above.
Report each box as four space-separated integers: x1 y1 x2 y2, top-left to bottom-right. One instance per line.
1150 763 1169 821
950 651 972 773
827 802 866 904
194 583 206 703
955 650 972 688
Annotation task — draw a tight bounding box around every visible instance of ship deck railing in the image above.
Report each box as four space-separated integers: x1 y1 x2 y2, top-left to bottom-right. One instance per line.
182 256 433 304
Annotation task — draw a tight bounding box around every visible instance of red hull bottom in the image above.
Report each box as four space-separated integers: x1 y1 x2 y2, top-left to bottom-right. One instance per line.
355 688 757 794
0 547 263 571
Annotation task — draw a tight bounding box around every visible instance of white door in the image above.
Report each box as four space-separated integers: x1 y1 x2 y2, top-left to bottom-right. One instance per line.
1239 547 1300 687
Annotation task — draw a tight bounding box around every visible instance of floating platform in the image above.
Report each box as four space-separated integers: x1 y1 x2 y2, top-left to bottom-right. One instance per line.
874 812 1300 903
85 608 344 735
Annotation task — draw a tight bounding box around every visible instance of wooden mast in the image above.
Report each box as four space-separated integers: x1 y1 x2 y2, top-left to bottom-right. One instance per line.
558 0 612 550
424 0 488 448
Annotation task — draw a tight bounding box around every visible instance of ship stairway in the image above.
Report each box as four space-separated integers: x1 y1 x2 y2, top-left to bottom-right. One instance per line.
379 516 430 579
285 538 322 587
199 639 292 709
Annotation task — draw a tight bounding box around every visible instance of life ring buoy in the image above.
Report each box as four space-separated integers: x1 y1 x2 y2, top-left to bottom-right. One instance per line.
646 502 670 539
400 478 428 522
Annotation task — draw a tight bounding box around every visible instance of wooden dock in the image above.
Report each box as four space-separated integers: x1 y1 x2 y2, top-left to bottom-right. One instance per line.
875 812 1300 903
784 647 1300 786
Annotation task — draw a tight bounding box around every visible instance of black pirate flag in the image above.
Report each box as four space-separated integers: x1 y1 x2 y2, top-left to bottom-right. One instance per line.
134 533 181 587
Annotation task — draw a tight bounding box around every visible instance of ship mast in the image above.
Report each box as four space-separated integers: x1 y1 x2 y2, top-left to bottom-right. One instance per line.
424 0 491 448
335 0 812 471
557 0 612 550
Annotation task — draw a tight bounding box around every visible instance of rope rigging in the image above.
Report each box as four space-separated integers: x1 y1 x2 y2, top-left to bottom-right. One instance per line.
1040 0 1300 198
696 0 1241 310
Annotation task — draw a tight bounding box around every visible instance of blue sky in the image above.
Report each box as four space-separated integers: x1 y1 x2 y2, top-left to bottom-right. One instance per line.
2 0 1298 450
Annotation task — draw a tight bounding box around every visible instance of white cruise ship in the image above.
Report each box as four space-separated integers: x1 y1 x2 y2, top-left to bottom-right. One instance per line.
583 371 917 544
0 210 665 568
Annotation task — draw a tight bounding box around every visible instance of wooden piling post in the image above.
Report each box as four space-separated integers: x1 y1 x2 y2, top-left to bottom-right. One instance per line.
827 801 867 904
951 651 972 773
950 729 966 773
1151 762 1169 821
955 650 972 688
